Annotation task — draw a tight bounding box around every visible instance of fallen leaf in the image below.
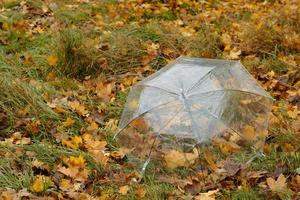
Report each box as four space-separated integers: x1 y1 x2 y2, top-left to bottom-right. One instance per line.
135 187 146 198
195 189 219 200
47 55 58 66
266 174 287 192
62 117 75 128
164 148 198 169
111 147 132 159
119 185 130 195
213 138 241 155
31 175 53 193
62 136 83 149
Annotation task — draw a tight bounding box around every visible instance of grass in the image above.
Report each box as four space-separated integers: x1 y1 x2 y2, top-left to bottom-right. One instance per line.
0 0 299 199
0 165 33 190
220 187 264 200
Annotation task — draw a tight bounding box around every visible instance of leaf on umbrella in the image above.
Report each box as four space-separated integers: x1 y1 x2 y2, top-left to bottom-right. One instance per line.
164 148 198 169
242 125 256 141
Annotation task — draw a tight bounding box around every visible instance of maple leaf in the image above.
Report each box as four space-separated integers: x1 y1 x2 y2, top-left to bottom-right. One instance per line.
62 117 75 128
111 147 132 159
96 81 113 102
30 175 53 193
266 174 287 192
47 55 58 66
213 138 241 155
119 185 130 195
164 148 198 169
86 121 98 132
135 187 146 198
62 136 83 149
195 189 219 200
68 101 88 116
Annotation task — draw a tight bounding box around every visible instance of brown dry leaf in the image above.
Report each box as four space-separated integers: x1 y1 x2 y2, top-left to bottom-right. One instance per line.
164 148 198 169
26 120 41 134
96 81 113 102
195 189 219 200
47 55 58 66
266 174 287 192
204 150 218 172
62 117 75 128
111 147 132 159
119 185 130 195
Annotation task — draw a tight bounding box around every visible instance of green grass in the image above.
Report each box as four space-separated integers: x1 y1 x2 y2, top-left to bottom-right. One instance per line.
0 165 33 190
220 187 264 200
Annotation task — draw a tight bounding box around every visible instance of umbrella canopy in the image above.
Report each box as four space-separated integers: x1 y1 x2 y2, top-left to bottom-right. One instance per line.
116 57 273 168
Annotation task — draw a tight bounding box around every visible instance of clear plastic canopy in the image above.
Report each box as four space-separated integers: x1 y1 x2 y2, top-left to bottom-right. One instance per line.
116 57 273 170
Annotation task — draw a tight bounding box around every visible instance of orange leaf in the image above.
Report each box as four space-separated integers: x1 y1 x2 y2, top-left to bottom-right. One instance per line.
47 55 58 66
164 148 198 169
119 185 130 195
135 187 146 198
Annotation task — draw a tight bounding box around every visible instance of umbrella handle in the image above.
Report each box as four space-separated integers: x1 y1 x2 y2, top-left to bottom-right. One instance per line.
141 157 151 177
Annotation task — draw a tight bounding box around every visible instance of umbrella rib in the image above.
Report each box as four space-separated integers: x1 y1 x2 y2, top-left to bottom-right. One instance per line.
185 67 216 94
188 89 273 100
190 104 245 140
115 99 179 137
139 84 179 96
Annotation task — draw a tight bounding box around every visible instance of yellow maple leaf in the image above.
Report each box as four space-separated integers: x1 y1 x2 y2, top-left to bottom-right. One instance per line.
119 185 130 195
86 121 98 132
62 117 75 128
62 136 83 149
135 187 146 198
164 148 198 169
68 101 88 116
47 55 58 66
31 175 53 193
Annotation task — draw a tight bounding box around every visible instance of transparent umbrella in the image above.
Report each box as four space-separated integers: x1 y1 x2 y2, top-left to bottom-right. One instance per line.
115 57 274 173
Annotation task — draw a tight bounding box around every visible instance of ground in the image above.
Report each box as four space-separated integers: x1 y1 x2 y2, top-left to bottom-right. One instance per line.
0 0 299 199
